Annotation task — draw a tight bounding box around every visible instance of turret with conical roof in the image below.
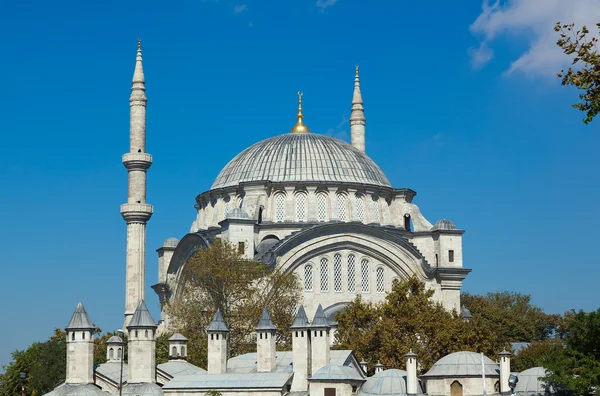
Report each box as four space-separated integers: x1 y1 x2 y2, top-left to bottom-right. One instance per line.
310 304 331 375
291 305 311 392
65 303 95 384
256 308 277 373
127 300 157 384
207 309 228 374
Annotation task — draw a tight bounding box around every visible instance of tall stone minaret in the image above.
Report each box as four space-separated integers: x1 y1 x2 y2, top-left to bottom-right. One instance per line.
121 40 153 328
350 66 366 153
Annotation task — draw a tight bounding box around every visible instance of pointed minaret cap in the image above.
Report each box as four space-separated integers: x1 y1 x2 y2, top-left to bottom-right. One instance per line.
207 308 229 333
499 349 511 357
256 308 277 332
66 302 95 330
352 65 364 108
310 304 331 328
127 300 157 329
290 305 309 329
133 39 145 84
290 91 310 134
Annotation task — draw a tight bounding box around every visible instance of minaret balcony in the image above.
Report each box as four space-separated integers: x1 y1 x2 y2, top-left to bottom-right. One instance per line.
122 153 153 170
121 203 154 223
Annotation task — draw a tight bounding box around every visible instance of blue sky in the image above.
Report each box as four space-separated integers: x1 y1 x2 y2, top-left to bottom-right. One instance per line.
1 0 599 370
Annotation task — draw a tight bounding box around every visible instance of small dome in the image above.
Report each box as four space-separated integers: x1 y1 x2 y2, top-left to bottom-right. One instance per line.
107 335 123 344
422 351 499 377
432 219 457 231
358 369 423 396
120 383 164 396
162 237 180 248
311 365 364 382
461 306 472 319
515 367 550 396
168 333 188 342
226 207 251 220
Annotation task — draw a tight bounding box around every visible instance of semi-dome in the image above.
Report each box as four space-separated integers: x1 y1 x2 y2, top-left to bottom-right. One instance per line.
211 133 391 190
358 369 423 396
422 351 499 377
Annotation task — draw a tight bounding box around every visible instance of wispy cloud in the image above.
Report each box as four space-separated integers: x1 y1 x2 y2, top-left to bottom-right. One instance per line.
234 4 247 14
469 0 600 77
325 114 349 141
316 0 340 11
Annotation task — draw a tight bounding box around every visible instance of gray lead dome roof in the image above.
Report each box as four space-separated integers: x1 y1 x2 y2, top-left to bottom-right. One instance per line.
211 134 391 189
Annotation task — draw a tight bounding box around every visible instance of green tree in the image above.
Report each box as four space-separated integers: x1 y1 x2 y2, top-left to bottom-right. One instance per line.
461 291 560 345
165 240 302 369
335 276 504 373
511 339 563 372
156 332 172 364
555 22 600 124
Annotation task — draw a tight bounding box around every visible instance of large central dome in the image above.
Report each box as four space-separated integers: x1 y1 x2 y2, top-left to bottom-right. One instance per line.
211 133 391 189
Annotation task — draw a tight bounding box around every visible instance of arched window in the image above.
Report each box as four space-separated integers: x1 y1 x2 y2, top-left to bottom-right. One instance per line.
117 348 122 359
236 195 244 208
82 331 85 340
172 346 177 357
317 193 328 222
371 198 380 223
275 193 285 222
336 193 347 221
304 264 313 291
404 213 412 231
376 267 385 293
295 192 307 222
347 254 356 293
320 257 329 292
333 254 342 292
361 259 370 293
109 348 114 360
223 196 231 218
181 346 186 357
451 381 463 396
71 332 75 341
356 195 365 222
258 206 264 224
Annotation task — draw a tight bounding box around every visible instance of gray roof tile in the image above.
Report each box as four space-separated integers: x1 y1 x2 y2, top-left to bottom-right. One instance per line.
290 305 309 329
256 308 276 331
127 300 156 329
65 302 94 330
311 304 330 328
207 309 229 332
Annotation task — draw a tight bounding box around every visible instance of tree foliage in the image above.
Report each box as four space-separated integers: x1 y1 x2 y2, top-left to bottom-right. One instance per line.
165 240 302 369
511 339 563 372
555 22 600 124
335 276 504 373
461 291 560 345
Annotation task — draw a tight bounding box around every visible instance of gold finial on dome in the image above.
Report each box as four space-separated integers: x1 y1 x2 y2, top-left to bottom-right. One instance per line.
290 91 310 134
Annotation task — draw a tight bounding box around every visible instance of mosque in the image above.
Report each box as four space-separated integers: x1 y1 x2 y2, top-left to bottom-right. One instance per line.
42 42 551 396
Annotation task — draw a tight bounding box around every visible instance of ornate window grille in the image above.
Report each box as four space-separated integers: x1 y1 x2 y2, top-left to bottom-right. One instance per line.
356 195 365 222
347 254 356 293
275 193 285 222
372 198 380 223
333 254 342 292
361 259 370 293
320 257 329 292
317 193 328 222
295 193 307 222
304 264 313 291
223 197 230 218
376 267 385 293
337 193 347 221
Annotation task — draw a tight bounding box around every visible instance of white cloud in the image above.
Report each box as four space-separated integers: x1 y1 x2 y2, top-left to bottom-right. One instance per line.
469 0 600 76
234 4 247 13
316 0 340 11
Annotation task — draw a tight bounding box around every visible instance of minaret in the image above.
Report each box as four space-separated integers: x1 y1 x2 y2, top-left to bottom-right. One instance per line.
350 66 366 153
256 308 277 373
126 300 157 384
310 304 331 375
121 39 153 328
207 309 229 374
291 305 311 391
65 303 95 384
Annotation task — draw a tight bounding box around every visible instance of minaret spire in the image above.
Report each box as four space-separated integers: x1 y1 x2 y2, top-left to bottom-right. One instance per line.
350 65 366 152
290 91 310 134
121 40 153 329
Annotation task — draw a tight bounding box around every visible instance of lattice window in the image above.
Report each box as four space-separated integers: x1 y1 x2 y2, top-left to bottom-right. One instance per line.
383 203 391 224
376 267 385 293
295 193 307 222
223 197 230 218
304 264 313 291
347 254 356 293
372 198 380 223
337 193 347 221
333 254 342 292
361 259 370 293
317 193 328 222
356 195 365 222
320 257 329 292
275 193 285 222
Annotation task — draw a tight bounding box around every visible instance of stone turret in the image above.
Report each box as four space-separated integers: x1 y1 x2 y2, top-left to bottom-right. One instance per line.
310 304 330 375
121 39 153 329
106 335 124 363
256 308 277 373
405 350 418 396
168 333 188 360
219 208 254 259
126 300 157 384
291 305 311 391
499 349 511 395
65 303 95 384
350 66 366 153
207 309 228 374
